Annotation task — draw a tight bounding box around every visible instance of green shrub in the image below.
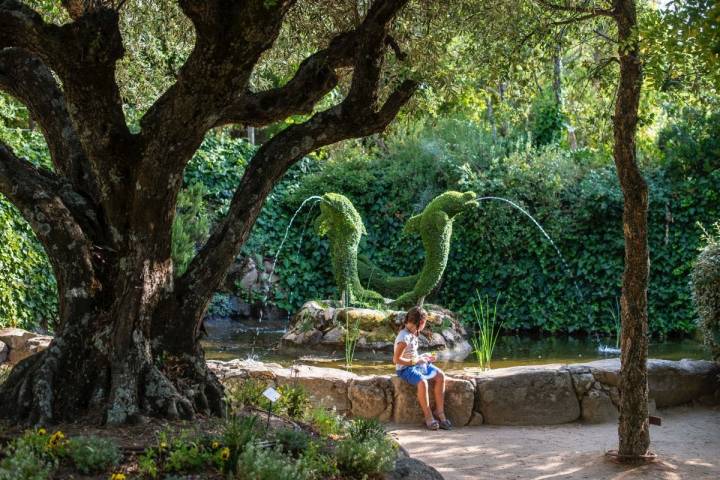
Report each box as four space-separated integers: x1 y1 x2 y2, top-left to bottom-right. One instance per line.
273 428 310 457
276 384 311 420
305 407 345 437
691 223 720 361
0 441 54 480
0 430 57 480
296 441 339 480
226 379 270 413
347 417 386 443
137 448 159 479
335 436 397 479
65 436 122 474
236 443 309 480
529 89 565 147
221 414 259 473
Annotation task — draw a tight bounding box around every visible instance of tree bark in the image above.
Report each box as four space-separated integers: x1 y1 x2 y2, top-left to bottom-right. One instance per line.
612 0 650 461
0 0 414 425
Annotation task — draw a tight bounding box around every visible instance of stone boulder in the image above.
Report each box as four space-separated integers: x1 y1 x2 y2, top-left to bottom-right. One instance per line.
647 359 720 407
275 365 355 414
475 365 581 425
583 358 720 407
349 375 394 422
581 388 618 424
384 457 444 480
281 301 470 359
391 375 475 426
0 328 52 363
0 341 7 363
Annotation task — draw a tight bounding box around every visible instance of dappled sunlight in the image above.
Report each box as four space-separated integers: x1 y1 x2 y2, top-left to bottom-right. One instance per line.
391 407 720 480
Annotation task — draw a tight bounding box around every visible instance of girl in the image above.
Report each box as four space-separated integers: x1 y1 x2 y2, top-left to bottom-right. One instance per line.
393 306 451 430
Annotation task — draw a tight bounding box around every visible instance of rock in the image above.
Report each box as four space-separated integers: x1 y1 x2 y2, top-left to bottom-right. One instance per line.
475 366 580 425
425 332 447 349
467 410 484 426
392 375 474 426
239 268 259 290
337 308 388 331
571 372 595 398
0 328 34 351
296 329 323 345
585 358 720 407
0 340 7 363
208 359 285 384
384 457 444 480
0 329 52 363
581 388 618 424
276 365 355 414
282 303 468 354
349 376 394 421
647 359 720 407
321 327 344 345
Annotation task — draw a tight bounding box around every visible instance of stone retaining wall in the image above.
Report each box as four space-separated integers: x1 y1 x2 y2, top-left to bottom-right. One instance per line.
2 328 718 426
209 358 720 426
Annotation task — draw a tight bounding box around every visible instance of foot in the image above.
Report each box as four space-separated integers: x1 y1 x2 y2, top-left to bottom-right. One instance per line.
424 417 439 430
434 411 452 430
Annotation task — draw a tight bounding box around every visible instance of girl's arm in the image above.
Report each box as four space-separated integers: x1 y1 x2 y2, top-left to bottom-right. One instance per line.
393 341 422 367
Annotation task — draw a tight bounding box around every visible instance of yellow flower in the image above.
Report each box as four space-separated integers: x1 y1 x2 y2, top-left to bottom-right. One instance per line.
220 447 230 461
159 441 168 450
211 441 220 449
48 431 65 448
110 473 126 480
37 428 47 435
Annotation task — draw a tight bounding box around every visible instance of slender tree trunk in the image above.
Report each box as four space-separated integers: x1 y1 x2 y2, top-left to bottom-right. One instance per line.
613 0 650 460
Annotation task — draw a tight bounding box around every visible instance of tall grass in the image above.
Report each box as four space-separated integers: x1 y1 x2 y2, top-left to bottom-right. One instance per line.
469 292 503 369
342 288 360 369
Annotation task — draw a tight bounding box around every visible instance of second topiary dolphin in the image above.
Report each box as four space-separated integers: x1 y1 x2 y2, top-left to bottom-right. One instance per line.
390 191 478 308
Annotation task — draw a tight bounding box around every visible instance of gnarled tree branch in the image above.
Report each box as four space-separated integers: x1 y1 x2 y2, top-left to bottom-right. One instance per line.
0 141 99 325
535 0 614 16
0 48 100 202
153 0 416 349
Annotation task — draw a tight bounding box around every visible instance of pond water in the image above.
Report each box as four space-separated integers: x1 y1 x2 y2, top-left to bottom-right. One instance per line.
202 317 709 376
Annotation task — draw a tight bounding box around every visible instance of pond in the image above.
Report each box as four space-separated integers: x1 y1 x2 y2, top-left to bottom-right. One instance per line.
202 317 709 376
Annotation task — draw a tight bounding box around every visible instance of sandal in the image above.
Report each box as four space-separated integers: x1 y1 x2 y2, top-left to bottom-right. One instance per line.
438 418 453 430
424 418 439 431
433 411 453 430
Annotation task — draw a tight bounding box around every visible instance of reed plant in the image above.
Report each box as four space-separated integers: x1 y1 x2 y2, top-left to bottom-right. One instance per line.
469 292 503 369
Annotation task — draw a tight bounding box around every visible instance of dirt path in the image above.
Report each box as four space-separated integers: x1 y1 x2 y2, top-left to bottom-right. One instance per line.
390 406 720 480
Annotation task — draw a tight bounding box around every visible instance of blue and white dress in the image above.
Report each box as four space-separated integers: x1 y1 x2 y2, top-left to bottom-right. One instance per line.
394 328 439 385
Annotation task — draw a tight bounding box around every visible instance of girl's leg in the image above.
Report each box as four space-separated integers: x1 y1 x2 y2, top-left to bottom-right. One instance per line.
416 379 434 422
432 370 447 420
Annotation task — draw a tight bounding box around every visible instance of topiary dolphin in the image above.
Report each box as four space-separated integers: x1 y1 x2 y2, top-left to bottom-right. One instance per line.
314 193 385 306
389 191 478 308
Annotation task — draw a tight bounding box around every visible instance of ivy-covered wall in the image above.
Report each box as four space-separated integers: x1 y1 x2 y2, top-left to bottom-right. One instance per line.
2 112 718 337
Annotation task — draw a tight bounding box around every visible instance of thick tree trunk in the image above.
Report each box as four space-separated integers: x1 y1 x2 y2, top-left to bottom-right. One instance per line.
0 0 414 426
613 0 650 461
0 213 224 425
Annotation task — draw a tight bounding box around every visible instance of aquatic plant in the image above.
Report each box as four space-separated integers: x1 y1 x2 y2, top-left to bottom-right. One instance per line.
469 292 503 369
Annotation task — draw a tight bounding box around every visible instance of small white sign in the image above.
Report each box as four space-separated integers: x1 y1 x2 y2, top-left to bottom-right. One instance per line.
262 387 281 403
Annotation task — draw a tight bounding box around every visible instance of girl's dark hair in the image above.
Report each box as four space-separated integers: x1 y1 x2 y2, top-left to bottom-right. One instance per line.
404 306 428 326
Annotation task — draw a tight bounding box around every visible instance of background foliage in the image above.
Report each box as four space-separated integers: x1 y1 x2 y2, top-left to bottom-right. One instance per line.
0 0 718 342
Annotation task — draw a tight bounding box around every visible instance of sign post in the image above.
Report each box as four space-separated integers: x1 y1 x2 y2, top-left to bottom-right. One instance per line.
262 387 281 431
